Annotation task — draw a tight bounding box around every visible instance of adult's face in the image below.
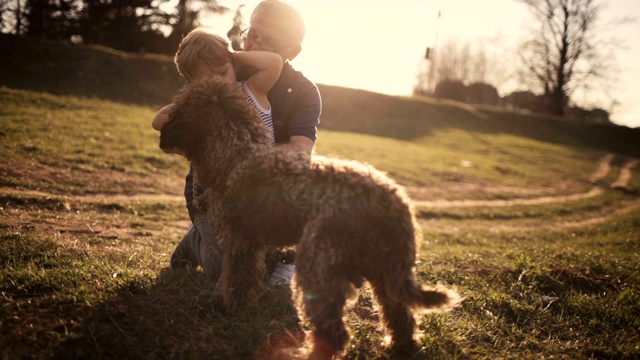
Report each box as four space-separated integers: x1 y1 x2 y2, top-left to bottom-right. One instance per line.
243 11 301 61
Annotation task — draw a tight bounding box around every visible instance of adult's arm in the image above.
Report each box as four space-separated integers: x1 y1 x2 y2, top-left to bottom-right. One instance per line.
275 75 321 154
274 135 314 155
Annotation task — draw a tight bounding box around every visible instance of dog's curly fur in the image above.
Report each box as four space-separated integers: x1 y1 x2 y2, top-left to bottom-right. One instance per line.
160 77 461 359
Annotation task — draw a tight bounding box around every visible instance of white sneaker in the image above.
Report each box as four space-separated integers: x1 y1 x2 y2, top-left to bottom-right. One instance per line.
269 263 296 286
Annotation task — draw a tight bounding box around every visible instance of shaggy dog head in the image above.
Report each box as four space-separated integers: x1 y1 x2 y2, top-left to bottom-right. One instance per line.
160 77 271 161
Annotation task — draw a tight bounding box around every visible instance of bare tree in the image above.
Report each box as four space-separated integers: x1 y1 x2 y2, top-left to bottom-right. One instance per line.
436 39 472 83
415 37 505 96
518 0 604 116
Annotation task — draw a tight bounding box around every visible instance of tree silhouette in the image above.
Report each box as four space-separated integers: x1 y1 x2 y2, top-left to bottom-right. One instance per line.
518 0 603 116
1 0 228 55
78 0 169 52
167 0 228 52
414 38 505 97
22 0 79 39
0 0 26 35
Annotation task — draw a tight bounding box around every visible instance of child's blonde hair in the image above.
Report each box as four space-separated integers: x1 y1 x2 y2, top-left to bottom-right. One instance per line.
174 28 233 81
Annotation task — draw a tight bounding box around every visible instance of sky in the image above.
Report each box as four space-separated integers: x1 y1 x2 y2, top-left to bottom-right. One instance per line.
202 0 640 128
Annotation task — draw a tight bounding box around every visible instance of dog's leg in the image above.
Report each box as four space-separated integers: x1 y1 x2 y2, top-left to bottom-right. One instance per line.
220 238 268 310
302 282 350 360
296 234 354 359
370 279 419 353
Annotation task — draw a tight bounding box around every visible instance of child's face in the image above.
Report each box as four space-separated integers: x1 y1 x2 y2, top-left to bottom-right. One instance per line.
194 62 236 84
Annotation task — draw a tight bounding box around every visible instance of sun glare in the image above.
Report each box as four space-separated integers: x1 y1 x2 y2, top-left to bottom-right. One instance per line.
288 0 528 97
203 0 640 127
293 1 435 96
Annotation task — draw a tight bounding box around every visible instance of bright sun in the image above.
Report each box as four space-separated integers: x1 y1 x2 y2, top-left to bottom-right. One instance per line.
201 0 640 127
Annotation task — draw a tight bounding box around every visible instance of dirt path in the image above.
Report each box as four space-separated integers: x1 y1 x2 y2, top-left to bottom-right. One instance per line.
413 154 639 232
612 159 640 188
421 197 640 233
0 154 637 210
0 187 184 203
413 187 605 208
1 154 637 237
589 153 615 183
413 154 638 208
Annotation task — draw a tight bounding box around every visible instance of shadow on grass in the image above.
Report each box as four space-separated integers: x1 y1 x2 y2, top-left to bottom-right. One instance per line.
0 231 302 359
52 269 303 360
1 231 466 360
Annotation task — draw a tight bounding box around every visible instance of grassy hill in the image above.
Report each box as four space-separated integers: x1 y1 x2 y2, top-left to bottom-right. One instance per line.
2 33 638 195
2 33 638 154
1 34 639 359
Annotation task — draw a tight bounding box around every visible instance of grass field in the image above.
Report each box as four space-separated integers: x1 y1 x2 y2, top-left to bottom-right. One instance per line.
1 35 640 359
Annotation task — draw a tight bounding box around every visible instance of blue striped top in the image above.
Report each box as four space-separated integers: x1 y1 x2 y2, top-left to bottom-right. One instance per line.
240 81 275 145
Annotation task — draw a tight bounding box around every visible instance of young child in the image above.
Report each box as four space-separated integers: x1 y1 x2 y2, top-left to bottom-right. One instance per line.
152 27 282 146
152 27 293 286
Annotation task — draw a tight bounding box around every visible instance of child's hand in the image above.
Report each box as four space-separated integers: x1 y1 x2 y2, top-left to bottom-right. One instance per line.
152 104 175 131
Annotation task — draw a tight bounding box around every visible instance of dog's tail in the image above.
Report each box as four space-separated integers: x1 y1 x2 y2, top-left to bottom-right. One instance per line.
388 275 462 313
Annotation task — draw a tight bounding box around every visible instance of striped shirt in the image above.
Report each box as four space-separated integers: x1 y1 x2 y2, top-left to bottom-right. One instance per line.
240 81 275 145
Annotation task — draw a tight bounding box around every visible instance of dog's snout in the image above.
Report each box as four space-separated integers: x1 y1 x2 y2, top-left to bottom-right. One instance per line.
159 120 179 150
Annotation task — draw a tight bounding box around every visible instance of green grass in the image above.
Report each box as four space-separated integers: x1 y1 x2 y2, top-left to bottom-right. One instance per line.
416 212 640 359
316 129 601 190
1 35 640 359
0 87 188 195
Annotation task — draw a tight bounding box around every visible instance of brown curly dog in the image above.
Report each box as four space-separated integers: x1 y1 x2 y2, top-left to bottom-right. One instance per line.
160 77 460 359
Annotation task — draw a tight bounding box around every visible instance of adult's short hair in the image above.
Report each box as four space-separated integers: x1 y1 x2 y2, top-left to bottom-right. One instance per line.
252 0 306 47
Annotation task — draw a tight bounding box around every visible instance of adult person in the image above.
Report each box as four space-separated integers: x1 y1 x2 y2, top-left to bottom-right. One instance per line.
170 0 321 285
